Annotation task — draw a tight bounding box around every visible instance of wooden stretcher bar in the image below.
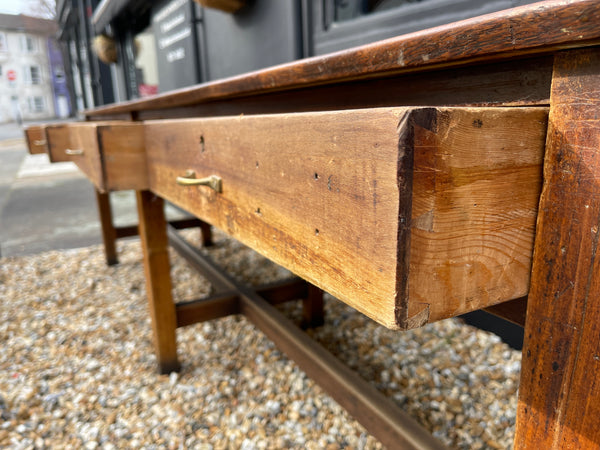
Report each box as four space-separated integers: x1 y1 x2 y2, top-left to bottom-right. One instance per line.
166 225 443 450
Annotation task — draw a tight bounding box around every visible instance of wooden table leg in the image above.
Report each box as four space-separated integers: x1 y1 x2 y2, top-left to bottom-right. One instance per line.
515 48 600 448
136 190 180 374
95 189 118 266
301 284 324 329
198 220 213 247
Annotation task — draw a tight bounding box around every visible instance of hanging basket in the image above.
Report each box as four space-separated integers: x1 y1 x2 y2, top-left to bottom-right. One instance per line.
93 34 118 64
194 0 247 14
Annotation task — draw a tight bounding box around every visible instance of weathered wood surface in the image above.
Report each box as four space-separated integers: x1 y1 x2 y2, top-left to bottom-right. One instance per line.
136 190 180 374
95 189 118 266
175 279 315 328
408 107 547 323
124 57 553 122
98 123 148 191
24 126 48 154
144 106 547 329
45 122 147 192
45 124 105 188
86 0 599 118
515 48 600 449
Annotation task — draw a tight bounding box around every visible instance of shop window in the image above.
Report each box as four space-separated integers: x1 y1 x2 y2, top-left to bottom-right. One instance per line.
332 0 423 22
0 33 6 52
135 27 159 97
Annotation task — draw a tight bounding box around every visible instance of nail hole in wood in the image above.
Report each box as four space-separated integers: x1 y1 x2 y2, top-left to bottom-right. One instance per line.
199 135 205 152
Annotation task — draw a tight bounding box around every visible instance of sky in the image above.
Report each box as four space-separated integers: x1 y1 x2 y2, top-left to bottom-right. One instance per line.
0 0 27 15
0 0 50 17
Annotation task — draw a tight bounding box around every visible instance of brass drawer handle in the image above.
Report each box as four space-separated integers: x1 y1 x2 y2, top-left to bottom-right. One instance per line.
33 139 46 146
176 170 222 193
65 148 84 155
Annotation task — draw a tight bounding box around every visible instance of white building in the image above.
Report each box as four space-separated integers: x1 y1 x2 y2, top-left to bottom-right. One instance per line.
0 14 58 123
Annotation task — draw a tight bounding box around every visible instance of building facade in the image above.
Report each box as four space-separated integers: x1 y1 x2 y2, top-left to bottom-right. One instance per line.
0 14 71 123
57 0 537 112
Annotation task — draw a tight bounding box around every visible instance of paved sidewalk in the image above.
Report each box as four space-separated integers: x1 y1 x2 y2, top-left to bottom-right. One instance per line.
0 120 187 258
0 121 138 257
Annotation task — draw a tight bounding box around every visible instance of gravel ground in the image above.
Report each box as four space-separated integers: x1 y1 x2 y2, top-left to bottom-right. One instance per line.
0 229 521 449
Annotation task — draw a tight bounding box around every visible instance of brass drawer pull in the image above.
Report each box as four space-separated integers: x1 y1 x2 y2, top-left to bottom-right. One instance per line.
176 170 222 193
65 148 84 155
33 139 46 146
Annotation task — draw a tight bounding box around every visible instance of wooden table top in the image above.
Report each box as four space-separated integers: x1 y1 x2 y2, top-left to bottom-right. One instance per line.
85 0 600 119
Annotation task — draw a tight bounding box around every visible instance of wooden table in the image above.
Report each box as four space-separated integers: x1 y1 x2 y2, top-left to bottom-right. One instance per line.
26 1 600 447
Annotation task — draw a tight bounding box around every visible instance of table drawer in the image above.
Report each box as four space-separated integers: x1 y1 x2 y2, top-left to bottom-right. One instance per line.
24 126 48 155
45 122 147 192
145 107 547 329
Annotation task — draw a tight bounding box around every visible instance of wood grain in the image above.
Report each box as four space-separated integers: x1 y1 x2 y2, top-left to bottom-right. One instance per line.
515 48 600 449
144 106 547 329
136 190 180 374
24 126 48 155
408 107 548 323
98 123 148 191
46 124 105 190
86 0 600 118
115 56 552 122
45 122 147 192
95 189 118 266
146 108 405 328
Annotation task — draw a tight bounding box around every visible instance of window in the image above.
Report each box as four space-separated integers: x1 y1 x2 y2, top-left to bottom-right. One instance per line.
28 96 45 113
333 0 422 22
30 66 41 84
20 35 36 53
24 65 42 84
0 33 6 52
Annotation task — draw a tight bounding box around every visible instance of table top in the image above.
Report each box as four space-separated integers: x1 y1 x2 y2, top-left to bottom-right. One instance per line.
85 0 600 119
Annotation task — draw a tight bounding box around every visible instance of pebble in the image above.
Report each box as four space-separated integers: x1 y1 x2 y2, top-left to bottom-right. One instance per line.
0 229 522 449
